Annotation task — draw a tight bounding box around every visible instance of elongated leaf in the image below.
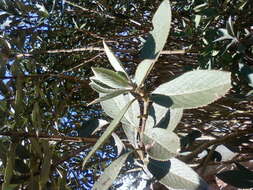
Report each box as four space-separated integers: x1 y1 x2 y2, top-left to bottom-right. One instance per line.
151 70 231 109
100 93 140 127
140 0 172 59
216 170 253 188
90 79 116 94
82 98 135 168
112 132 125 155
147 102 183 131
159 158 208 190
93 152 131 190
2 143 16 190
39 141 53 189
134 58 158 87
103 41 129 79
143 128 179 161
88 89 129 106
92 67 131 89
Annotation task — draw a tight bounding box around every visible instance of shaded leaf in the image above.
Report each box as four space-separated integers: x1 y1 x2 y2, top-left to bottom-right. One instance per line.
93 152 131 190
151 70 231 109
83 98 136 168
216 169 253 188
91 67 131 89
88 89 129 106
147 103 183 131
159 158 208 190
39 141 53 189
143 128 179 161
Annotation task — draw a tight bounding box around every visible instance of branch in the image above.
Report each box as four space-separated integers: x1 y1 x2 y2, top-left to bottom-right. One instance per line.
0 132 97 143
180 128 253 162
15 47 191 58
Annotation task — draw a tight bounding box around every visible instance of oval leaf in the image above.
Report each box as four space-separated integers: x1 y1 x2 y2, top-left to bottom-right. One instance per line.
151 70 231 109
93 152 131 190
143 128 180 161
159 158 208 190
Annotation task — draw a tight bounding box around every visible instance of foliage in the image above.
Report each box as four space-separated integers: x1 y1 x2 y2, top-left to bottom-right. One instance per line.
0 0 252 189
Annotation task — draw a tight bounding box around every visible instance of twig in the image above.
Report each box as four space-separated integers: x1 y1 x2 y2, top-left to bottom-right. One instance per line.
0 132 97 143
180 128 253 162
15 47 191 58
200 145 218 175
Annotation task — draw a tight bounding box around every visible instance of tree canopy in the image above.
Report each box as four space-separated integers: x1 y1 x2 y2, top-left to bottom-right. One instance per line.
0 0 253 189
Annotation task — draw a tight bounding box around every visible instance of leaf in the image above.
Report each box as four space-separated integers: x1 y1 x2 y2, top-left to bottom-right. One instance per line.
2 143 17 190
151 70 231 109
238 63 253 87
147 102 183 131
89 79 116 94
143 128 180 161
134 58 158 87
159 158 208 190
140 0 172 59
216 170 253 188
112 132 125 155
101 93 140 127
39 141 53 189
93 152 131 190
103 41 129 79
82 98 136 168
91 67 132 89
88 89 129 106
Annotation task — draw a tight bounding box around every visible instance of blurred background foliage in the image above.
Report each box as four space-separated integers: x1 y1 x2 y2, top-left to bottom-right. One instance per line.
0 0 252 189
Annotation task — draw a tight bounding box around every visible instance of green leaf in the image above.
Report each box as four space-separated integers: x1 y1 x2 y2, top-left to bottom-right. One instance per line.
39 141 53 189
151 70 231 109
238 63 253 87
91 67 131 89
82 98 136 168
147 103 183 131
90 79 116 94
103 41 129 79
88 89 129 106
216 169 253 188
2 143 16 190
143 128 179 161
134 58 158 87
159 158 208 190
140 0 172 59
93 152 131 190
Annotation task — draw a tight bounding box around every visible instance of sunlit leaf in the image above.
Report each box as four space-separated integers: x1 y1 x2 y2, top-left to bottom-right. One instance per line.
82 98 135 168
103 41 129 79
151 70 231 109
140 0 172 59
159 158 208 190
93 152 131 190
143 128 179 161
